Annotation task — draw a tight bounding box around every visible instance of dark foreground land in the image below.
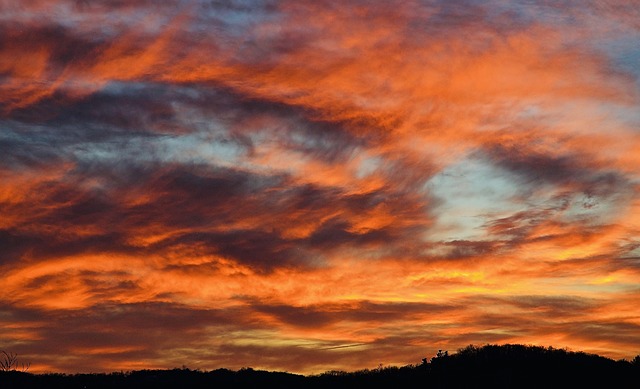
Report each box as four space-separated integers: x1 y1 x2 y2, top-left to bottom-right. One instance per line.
1 344 639 388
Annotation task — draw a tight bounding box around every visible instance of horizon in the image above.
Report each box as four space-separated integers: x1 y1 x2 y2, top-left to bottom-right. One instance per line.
3 343 636 376
1 0 639 376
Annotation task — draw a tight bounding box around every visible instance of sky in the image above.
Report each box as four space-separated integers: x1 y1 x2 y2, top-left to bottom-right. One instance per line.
1 0 640 375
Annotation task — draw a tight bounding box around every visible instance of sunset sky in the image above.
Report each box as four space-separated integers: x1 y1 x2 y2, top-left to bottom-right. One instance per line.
1 0 640 374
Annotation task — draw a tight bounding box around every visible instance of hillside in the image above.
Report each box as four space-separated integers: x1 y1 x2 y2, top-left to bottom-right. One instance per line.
1 344 639 388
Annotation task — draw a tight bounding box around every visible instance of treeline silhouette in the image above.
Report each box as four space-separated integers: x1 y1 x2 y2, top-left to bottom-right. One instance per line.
1 344 639 388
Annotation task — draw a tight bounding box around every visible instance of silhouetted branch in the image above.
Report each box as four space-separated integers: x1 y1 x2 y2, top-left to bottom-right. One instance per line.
1 350 30 372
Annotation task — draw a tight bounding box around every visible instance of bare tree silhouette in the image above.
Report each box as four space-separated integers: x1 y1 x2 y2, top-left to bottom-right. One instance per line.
0 350 30 372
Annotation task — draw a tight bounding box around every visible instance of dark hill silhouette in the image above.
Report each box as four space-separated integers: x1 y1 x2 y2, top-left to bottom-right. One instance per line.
1 344 639 388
